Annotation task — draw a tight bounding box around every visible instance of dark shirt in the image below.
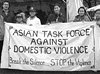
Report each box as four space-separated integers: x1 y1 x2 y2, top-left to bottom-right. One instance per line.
47 13 65 23
73 15 90 22
25 11 30 19
0 10 16 23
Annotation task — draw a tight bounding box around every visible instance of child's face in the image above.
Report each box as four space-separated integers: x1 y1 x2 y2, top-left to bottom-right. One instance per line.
16 17 23 23
30 11 36 17
78 8 85 16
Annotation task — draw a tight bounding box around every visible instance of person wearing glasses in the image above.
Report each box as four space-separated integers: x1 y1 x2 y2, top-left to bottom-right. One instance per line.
0 1 16 23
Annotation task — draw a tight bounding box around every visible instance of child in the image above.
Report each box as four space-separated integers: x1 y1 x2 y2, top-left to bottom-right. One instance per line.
26 6 41 26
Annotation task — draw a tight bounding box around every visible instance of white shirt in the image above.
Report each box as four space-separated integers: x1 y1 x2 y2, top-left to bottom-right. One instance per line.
26 16 41 26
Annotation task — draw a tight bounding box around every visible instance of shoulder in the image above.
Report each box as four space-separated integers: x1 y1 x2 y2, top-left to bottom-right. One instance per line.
75 15 80 18
48 13 55 17
35 17 40 21
26 17 30 22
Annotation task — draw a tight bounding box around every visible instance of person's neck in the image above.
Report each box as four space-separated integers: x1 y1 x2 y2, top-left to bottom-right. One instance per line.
30 16 36 19
3 9 9 12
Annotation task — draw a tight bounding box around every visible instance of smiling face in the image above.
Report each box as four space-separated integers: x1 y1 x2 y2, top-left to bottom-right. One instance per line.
78 8 85 16
29 11 36 17
54 5 60 14
3 2 9 10
16 14 23 23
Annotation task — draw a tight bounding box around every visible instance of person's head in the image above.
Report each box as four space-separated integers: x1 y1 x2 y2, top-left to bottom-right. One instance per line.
94 9 100 21
2 1 10 10
78 7 86 16
16 13 23 23
54 3 61 14
94 9 100 26
29 6 36 18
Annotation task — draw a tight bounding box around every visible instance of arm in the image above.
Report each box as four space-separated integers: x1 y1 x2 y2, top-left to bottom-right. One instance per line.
73 16 78 22
0 15 4 37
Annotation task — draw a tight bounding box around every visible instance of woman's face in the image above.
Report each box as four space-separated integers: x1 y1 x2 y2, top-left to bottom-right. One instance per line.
78 8 85 16
54 5 60 14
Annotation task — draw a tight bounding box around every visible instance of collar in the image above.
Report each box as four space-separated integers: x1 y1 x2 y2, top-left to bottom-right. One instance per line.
3 9 9 12
29 16 36 20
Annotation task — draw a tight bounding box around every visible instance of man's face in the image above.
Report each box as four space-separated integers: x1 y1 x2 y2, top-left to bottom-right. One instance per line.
3 2 9 10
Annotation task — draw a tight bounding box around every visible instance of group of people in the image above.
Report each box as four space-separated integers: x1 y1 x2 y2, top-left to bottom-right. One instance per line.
0 0 100 63
0 1 66 63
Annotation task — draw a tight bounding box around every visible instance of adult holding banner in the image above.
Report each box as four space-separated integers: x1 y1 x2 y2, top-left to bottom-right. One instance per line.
0 1 16 23
73 7 90 22
66 0 83 22
47 3 65 24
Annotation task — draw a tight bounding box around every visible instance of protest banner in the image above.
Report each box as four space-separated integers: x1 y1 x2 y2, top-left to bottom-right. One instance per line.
1 22 100 71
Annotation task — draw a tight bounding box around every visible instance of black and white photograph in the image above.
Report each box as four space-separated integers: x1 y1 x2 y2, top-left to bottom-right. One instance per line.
0 0 100 74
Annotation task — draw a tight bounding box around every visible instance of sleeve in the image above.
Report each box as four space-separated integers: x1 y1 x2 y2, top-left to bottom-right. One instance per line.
37 18 41 25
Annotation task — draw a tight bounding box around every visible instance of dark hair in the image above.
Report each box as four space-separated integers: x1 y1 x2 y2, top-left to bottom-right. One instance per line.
27 5 31 11
2 0 10 5
54 3 61 8
2 0 10 9
78 7 87 15
95 9 100 13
